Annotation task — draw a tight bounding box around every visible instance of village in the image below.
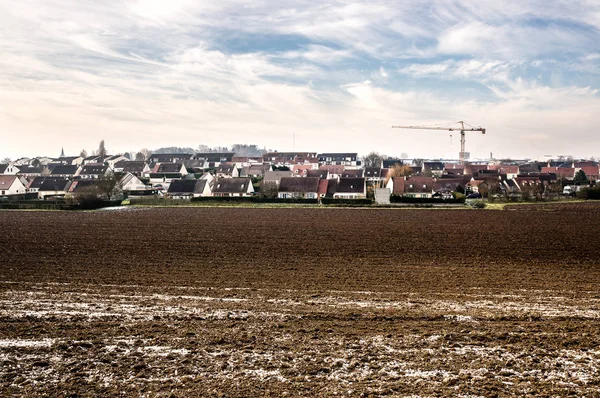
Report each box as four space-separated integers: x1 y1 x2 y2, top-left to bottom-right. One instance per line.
1 147 599 204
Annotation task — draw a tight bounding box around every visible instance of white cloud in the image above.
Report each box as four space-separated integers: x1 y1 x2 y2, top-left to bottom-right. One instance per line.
0 0 599 159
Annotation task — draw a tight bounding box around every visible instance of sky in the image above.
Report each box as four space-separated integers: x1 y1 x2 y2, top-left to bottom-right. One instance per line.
1 1 599 161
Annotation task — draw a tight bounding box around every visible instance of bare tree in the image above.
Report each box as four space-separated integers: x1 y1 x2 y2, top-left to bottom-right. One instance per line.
135 152 146 162
80 149 88 158
1 157 11 164
139 148 151 161
98 140 107 158
362 152 383 168
386 164 414 184
260 181 279 198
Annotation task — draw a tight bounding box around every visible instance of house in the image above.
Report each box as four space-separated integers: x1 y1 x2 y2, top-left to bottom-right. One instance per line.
382 159 404 169
240 164 271 178
263 170 293 185
579 166 600 182
78 164 111 179
114 161 149 176
216 163 239 178
104 155 129 169
319 165 345 180
434 177 470 195
386 177 405 196
278 177 320 199
341 169 364 178
38 178 72 199
167 179 212 199
148 163 188 188
318 153 360 167
402 177 435 198
499 166 519 179
148 153 194 164
183 159 206 174
306 169 329 179
364 168 390 187
1 164 20 175
212 178 254 197
67 179 100 195
423 162 444 177
317 179 329 198
333 178 366 199
54 156 84 166
49 165 79 178
0 176 28 196
193 152 235 168
82 155 109 165
291 164 316 177
262 152 318 166
16 166 44 178
120 173 156 197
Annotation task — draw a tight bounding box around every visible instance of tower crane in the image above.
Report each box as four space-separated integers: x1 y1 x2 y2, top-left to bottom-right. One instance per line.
391 121 486 164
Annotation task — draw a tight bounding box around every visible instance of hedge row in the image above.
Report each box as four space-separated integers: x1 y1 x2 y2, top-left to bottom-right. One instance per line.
0 200 121 210
320 198 374 205
191 197 319 204
577 186 600 200
389 196 465 204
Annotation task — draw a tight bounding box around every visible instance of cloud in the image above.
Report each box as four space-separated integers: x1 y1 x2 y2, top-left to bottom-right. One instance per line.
0 0 599 160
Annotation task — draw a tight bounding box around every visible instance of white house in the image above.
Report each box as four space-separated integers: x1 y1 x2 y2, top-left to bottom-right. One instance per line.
0 176 28 196
212 178 254 197
2 164 20 175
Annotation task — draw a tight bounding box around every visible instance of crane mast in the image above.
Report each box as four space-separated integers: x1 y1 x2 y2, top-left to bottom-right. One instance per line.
391 121 485 164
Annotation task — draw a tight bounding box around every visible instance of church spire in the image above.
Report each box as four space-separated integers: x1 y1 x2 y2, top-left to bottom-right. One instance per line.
60 147 65 158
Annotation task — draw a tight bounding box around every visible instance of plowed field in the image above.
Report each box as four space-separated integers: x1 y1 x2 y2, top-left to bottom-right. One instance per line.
1 203 600 396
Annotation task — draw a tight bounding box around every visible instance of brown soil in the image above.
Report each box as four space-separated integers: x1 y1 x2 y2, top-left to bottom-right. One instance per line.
1 204 600 396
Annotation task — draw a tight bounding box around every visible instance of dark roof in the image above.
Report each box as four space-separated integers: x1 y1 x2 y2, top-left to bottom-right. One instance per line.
157 163 183 173
167 179 207 194
434 178 466 192
318 153 358 161
39 178 71 192
194 152 235 163
183 159 205 170
404 177 435 193
0 164 8 174
326 179 338 197
382 159 404 168
69 180 98 192
16 166 44 174
278 177 320 193
306 170 329 179
213 178 252 194
80 165 108 175
217 163 235 173
364 167 382 177
341 169 364 178
148 153 193 162
117 161 145 173
50 165 78 175
337 178 365 193
424 162 444 171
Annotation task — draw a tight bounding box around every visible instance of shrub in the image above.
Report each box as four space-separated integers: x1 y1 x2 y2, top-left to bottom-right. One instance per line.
468 200 486 209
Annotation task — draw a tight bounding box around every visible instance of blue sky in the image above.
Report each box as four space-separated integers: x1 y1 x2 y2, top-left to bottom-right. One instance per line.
1 1 599 160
